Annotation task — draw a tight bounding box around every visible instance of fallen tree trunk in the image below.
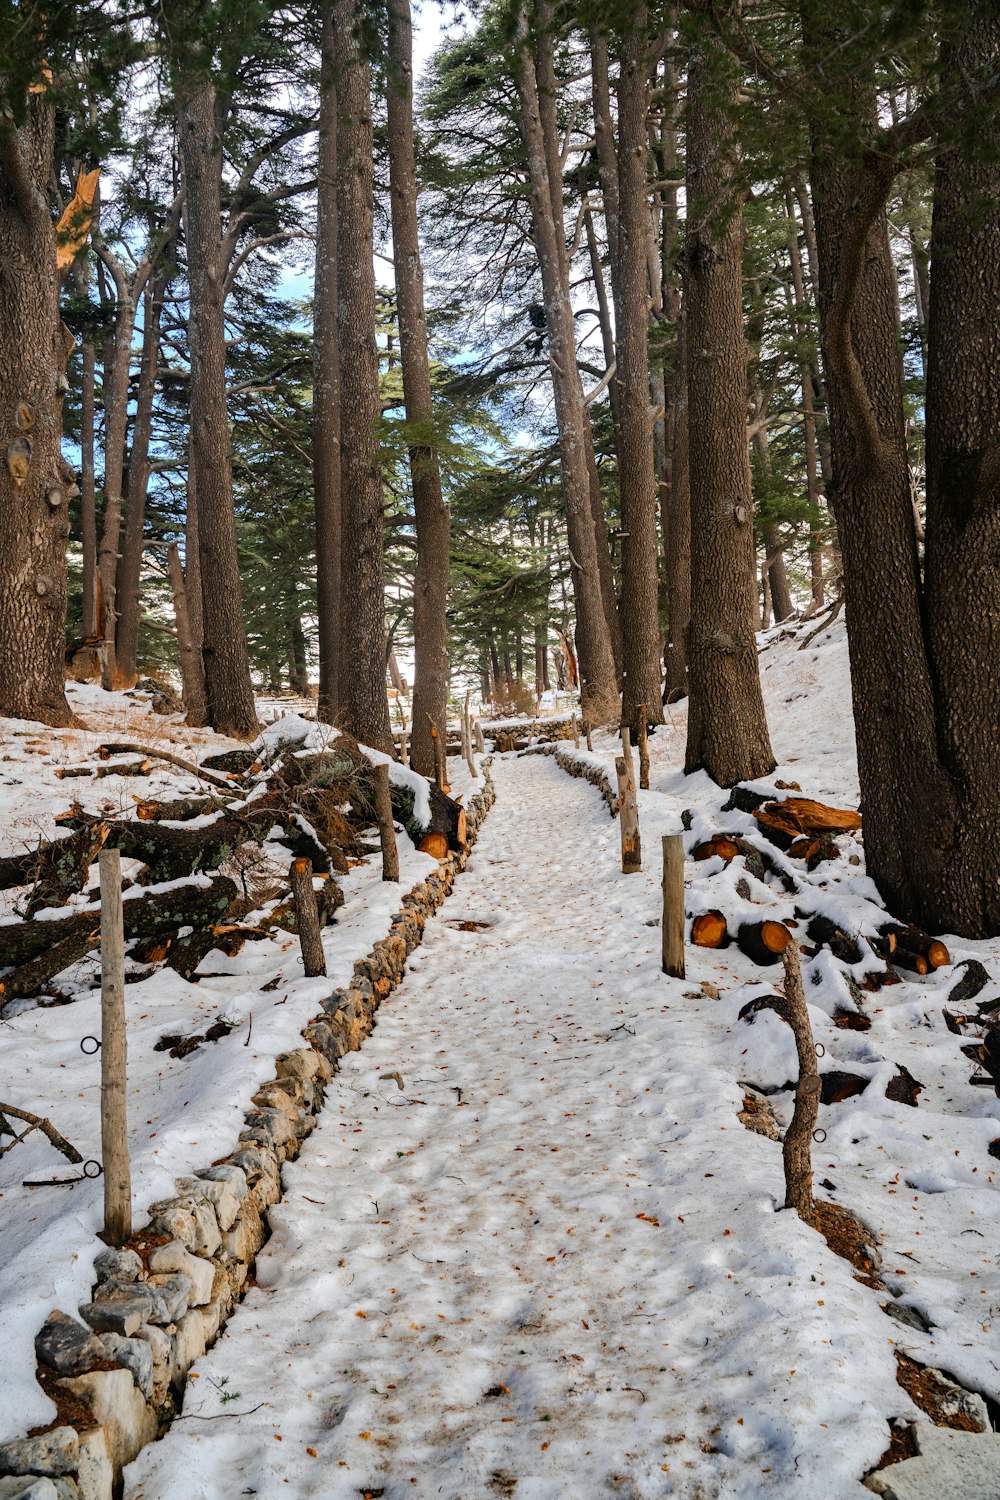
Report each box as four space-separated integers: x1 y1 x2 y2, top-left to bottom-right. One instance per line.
391 779 466 860
0 822 110 917
95 741 233 790
0 875 238 975
754 796 862 851
804 913 864 965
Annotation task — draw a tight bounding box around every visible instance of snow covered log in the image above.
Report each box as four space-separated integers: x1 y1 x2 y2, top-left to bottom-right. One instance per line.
735 919 793 966
392 779 467 860
753 797 862 851
0 821 110 916
879 922 950 974
0 875 238 977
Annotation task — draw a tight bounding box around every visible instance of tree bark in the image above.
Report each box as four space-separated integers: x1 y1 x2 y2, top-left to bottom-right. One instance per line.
922 4 1000 935
386 0 450 778
313 4 342 725
177 79 258 739
802 5 956 928
115 275 164 687
0 93 74 726
335 0 393 752
167 541 208 724
683 23 774 785
512 2 619 725
613 7 664 733
80 328 99 647
663 294 690 700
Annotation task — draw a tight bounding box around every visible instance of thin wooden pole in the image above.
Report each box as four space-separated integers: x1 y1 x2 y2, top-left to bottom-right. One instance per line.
661 834 685 978
572 712 580 748
621 725 636 785
584 720 593 752
463 690 477 778
637 704 650 790
373 763 400 881
615 756 641 873
474 720 485 754
99 848 131 1247
428 716 448 793
290 857 327 976
781 944 820 1223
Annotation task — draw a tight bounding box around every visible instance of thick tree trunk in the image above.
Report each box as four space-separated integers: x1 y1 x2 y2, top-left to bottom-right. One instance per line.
335 0 392 752
80 332 99 647
95 282 136 691
177 80 258 739
663 296 690 701
922 5 1000 936
166 541 207 724
785 189 826 604
802 5 956 928
513 2 619 725
683 27 774 785
116 276 164 687
0 96 73 726
313 5 342 726
614 7 664 732
386 0 450 777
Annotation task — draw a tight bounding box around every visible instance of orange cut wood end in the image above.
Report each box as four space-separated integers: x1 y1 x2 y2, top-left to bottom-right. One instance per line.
418 832 449 861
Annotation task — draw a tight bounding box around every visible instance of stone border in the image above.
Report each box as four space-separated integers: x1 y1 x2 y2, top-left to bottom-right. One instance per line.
0 765 497 1500
521 741 618 816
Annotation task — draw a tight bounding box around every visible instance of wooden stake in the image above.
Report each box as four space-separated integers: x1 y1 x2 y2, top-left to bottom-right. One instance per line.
572 712 580 748
615 756 641 873
661 834 685 978
474 720 485 754
637 704 650 790
463 690 477 778
290 857 326 977
399 727 408 765
584 720 593 751
99 848 131 1247
428 717 448 793
781 944 820 1223
621 725 636 785
373 764 400 882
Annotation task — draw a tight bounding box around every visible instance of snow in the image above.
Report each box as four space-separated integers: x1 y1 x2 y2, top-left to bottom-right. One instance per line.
4 622 1000 1496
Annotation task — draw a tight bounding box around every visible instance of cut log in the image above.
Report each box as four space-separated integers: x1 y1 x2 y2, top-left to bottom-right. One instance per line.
754 796 862 851
0 924 101 1003
692 835 739 863
804 914 864 966
615 755 641 874
820 1070 870 1105
0 875 238 975
691 910 729 948
391 778 466 857
134 796 227 822
736 920 793 967
786 834 839 869
880 923 950 970
948 960 991 1008
892 946 930 977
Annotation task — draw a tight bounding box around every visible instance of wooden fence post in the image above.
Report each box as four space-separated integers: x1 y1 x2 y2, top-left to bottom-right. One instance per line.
781 944 820 1223
572 712 580 748
373 764 400 881
463 690 477 778
661 834 685 978
584 720 593 751
99 848 131 1247
621 725 636 784
474 720 485 754
637 704 650 790
290 857 327 976
429 717 448 794
615 756 641 873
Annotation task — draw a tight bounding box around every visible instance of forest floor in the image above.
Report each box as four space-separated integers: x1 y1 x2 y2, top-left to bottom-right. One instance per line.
2 619 1000 1499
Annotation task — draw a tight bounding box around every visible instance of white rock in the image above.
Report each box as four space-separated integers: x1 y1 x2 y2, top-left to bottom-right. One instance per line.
75 1430 112 1500
175 1174 241 1232
147 1242 215 1305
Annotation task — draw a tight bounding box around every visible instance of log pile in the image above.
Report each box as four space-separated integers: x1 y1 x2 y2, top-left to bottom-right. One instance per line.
0 723 465 1006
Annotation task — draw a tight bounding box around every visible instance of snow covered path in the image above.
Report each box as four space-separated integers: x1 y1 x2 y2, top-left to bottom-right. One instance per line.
128 754 900 1500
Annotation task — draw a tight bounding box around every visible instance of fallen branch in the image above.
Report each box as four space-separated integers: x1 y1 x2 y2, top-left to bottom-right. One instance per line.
95 742 233 791
0 1103 83 1164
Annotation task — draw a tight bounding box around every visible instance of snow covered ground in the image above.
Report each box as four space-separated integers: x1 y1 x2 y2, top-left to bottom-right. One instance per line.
124 620 1000 1499
3 621 1000 1498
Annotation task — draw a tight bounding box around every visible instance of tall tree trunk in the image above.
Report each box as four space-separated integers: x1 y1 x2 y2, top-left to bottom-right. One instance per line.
0 97 74 726
512 2 619 724
613 7 664 731
785 188 827 604
115 275 163 687
166 540 207 724
288 610 309 695
683 24 774 785
313 4 342 726
335 0 392 751
922 4 1000 935
386 0 450 776
95 280 137 691
802 4 954 926
177 80 258 739
76 324 101 677
663 295 691 700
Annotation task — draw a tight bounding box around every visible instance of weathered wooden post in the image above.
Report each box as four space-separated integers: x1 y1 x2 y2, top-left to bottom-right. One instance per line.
99 848 131 1246
373 763 400 882
781 944 820 1223
290 857 327 976
463 690 477 778
572 712 580 748
621 724 636 783
584 720 593 751
661 834 685 978
637 704 650 790
615 756 641 873
474 719 485 754
429 717 448 793
399 725 408 765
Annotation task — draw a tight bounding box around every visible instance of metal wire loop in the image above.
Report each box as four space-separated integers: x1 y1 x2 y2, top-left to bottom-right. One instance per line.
80 1035 101 1055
